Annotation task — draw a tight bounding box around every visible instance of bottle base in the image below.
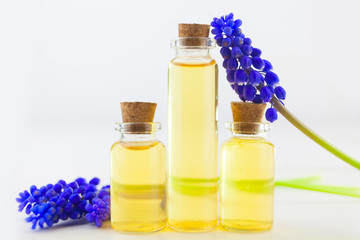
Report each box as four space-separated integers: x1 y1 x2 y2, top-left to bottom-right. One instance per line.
111 220 166 234
168 220 217 232
219 218 273 232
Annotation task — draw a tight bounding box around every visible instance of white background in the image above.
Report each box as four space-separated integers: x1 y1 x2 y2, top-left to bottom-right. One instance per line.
1 0 360 239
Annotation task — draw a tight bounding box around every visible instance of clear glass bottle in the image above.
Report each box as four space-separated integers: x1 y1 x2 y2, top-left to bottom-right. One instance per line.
110 122 167 233
220 122 274 232
168 37 218 232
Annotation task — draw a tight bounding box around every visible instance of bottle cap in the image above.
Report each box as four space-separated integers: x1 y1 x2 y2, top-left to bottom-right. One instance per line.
178 23 210 37
231 102 266 133
178 23 210 46
120 102 157 133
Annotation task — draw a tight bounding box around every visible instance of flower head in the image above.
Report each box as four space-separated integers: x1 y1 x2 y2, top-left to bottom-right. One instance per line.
85 187 110 227
17 177 108 229
211 13 286 122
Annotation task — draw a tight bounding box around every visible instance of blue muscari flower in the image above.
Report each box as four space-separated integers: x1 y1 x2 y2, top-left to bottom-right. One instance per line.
249 70 261 86
214 34 222 41
266 108 278 122
237 84 245 100
211 18 220 28
89 178 100 186
240 56 252 69
85 184 98 193
252 94 263 104
223 27 233 36
236 84 243 95
220 47 231 59
234 84 240 95
68 181 79 190
260 86 273 102
226 19 234 28
244 37 252 45
251 48 262 57
211 28 222 35
216 37 223 47
241 45 253 56
231 47 242 58
232 28 242 36
227 58 238 70
215 18 224 27
85 188 110 227
234 69 247 84
17 177 108 229
227 13 234 21
222 37 232 47
233 37 244 47
227 70 235 83
265 72 280 86
243 84 256 101
262 59 273 72
222 59 229 69
211 13 287 123
274 86 286 100
252 57 265 70
233 19 242 28
259 73 264 83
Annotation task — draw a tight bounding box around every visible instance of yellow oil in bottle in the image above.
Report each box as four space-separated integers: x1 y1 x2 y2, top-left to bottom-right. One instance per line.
220 137 274 232
110 141 167 233
168 60 218 232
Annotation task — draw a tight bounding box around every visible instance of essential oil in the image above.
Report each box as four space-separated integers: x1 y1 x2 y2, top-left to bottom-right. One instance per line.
219 103 275 232
220 136 274 232
168 30 218 232
111 102 167 233
111 140 167 233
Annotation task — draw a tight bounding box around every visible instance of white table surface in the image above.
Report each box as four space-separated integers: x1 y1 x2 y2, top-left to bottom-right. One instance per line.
3 122 360 240
8 185 360 240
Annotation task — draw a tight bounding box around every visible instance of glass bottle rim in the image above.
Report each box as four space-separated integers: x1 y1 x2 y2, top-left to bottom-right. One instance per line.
171 37 216 49
225 121 271 134
115 122 161 134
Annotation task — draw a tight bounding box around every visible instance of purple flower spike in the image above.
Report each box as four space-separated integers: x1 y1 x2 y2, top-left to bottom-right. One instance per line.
16 177 110 229
266 108 278 122
85 195 110 228
210 12 287 123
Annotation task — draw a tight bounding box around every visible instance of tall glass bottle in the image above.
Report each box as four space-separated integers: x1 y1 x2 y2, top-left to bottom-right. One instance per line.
111 122 167 233
168 33 218 231
220 121 274 232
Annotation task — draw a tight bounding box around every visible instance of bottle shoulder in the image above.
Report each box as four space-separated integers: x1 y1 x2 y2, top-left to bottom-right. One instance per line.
222 137 274 148
154 140 166 149
170 57 216 67
111 140 166 151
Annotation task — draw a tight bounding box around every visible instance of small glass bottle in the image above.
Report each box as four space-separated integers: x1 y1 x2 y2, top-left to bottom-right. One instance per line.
110 121 167 233
168 24 218 232
220 121 274 232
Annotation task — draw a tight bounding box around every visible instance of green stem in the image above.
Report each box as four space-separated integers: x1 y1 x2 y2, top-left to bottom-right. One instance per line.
276 176 322 183
271 97 360 171
276 180 360 198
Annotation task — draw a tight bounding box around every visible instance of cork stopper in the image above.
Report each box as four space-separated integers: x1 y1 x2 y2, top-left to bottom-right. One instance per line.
120 102 157 133
178 23 210 46
231 102 266 133
178 24 210 38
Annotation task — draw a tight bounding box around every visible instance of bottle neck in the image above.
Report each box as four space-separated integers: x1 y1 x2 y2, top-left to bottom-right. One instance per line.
174 48 212 58
115 122 160 142
230 131 267 139
171 37 215 61
225 122 270 139
119 132 157 142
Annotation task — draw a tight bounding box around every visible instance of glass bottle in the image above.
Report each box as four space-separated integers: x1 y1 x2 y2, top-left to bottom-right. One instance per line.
168 37 218 232
220 122 274 232
110 122 167 233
